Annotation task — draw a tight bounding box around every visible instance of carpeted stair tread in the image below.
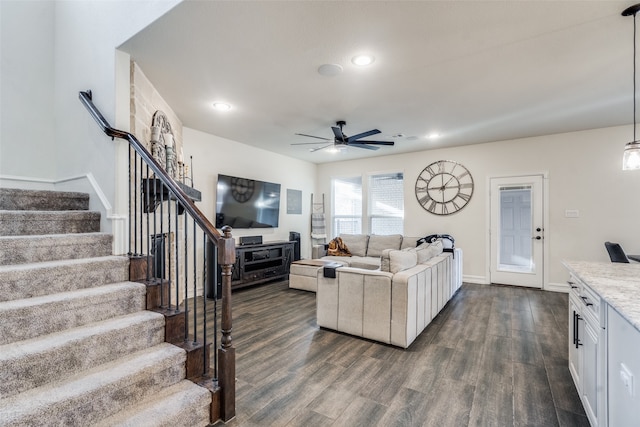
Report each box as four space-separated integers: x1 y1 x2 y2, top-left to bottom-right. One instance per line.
0 188 89 211
0 281 146 345
0 343 187 426
0 255 128 302
0 210 101 236
96 379 211 427
0 311 166 398
0 232 112 265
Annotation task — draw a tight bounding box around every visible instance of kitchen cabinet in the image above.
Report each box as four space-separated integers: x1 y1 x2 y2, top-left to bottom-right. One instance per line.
567 274 606 427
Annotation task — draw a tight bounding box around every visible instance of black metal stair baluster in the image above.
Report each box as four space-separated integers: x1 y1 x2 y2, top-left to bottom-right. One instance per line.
128 145 132 256
145 164 151 281
139 155 143 255
184 211 190 343
175 199 180 313
153 176 158 281
160 182 165 308
167 196 172 310
191 218 198 345
133 151 138 255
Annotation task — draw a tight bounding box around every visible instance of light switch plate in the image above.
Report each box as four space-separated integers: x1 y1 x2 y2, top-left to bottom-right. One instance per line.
565 209 579 218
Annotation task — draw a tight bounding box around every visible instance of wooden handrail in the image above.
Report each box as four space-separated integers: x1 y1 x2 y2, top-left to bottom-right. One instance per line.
78 90 221 245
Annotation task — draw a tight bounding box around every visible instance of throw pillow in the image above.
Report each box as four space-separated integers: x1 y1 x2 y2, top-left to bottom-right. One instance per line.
388 249 418 274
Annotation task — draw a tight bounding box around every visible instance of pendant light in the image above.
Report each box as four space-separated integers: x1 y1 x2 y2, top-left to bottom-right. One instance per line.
623 4 640 170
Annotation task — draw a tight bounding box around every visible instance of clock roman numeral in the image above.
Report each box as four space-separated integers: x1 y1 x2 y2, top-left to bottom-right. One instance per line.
418 194 432 205
457 171 470 180
457 193 470 202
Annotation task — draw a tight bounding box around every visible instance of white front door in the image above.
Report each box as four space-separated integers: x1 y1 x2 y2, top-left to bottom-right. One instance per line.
490 175 544 288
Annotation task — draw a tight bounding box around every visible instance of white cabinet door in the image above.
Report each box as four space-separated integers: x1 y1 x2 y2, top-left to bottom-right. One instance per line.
569 296 582 389
583 316 599 426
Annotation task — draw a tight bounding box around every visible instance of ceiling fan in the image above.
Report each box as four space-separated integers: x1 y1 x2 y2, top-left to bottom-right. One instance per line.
292 121 394 152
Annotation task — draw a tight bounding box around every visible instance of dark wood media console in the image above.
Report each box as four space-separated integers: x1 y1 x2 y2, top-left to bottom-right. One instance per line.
227 241 295 290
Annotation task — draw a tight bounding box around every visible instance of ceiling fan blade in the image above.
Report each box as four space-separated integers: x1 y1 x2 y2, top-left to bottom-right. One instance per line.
351 140 394 146
347 143 380 151
295 133 331 141
291 141 331 146
331 126 345 142
310 143 334 152
346 129 381 142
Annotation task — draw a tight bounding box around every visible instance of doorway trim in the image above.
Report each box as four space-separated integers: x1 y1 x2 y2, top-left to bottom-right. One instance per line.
485 172 550 289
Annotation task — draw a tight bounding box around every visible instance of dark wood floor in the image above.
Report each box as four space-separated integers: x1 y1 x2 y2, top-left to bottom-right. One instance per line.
211 281 589 426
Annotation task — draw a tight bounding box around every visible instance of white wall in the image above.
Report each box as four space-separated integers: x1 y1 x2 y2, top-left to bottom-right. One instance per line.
317 125 640 287
0 0 56 180
52 0 180 233
1 0 179 234
184 127 317 258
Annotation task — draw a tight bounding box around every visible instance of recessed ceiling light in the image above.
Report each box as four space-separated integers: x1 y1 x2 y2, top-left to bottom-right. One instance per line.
427 132 440 140
212 102 231 111
351 55 375 66
318 63 344 76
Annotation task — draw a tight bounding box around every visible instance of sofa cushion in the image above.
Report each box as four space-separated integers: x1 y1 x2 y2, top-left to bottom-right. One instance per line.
366 234 403 257
380 249 418 274
339 234 369 257
349 257 381 270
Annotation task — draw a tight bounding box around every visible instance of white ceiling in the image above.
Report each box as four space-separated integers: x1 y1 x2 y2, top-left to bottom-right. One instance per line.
119 0 636 164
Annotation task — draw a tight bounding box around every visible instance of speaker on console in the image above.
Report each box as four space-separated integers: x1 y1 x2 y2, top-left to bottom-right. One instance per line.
289 231 301 261
239 235 263 246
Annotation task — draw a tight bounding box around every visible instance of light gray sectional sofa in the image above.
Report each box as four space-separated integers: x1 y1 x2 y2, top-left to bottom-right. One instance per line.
312 233 463 348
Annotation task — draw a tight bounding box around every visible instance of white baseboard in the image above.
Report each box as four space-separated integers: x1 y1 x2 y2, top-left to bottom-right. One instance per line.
463 275 489 284
544 282 569 293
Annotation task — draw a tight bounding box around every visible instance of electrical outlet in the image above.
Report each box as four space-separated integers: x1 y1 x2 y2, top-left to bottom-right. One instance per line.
565 209 579 218
620 363 634 397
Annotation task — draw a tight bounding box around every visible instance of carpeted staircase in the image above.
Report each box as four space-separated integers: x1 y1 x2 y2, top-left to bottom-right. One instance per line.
0 188 211 426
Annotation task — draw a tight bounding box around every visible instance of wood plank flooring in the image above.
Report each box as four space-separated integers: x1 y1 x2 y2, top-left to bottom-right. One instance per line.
204 281 589 426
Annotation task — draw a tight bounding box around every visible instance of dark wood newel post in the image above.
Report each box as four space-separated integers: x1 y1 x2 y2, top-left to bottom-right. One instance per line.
218 225 236 421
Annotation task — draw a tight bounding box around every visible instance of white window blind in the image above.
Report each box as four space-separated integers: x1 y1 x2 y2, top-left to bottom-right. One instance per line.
332 176 362 235
369 173 404 235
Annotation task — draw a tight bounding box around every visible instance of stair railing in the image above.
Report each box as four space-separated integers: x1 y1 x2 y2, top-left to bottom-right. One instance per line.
78 90 235 422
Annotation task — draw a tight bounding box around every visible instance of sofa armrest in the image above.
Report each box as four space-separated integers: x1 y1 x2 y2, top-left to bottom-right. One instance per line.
312 244 329 259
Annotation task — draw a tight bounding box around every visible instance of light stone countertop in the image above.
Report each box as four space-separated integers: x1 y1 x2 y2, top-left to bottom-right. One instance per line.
563 260 640 332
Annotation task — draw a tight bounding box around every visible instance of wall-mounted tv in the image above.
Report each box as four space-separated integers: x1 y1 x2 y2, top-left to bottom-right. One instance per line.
215 174 281 229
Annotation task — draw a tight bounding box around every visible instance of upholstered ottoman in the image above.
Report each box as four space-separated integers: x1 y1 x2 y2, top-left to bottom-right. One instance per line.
289 259 346 292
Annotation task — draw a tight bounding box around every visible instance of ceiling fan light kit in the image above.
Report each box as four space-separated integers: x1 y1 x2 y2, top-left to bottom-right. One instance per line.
622 3 640 170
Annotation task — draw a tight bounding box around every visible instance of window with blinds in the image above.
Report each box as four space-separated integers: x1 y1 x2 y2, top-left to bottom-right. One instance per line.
369 173 404 235
332 176 362 235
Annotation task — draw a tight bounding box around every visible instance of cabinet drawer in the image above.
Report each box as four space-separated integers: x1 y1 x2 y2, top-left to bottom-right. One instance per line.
568 274 582 297
580 284 601 323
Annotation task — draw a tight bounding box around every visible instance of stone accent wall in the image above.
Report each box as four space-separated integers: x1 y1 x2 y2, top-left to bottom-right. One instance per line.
129 61 194 303
130 61 184 167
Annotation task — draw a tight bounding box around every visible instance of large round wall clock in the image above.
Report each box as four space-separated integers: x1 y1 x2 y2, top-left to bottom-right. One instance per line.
415 160 474 215
230 177 255 203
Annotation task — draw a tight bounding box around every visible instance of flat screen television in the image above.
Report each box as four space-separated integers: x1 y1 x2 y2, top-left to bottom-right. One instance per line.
215 174 281 229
